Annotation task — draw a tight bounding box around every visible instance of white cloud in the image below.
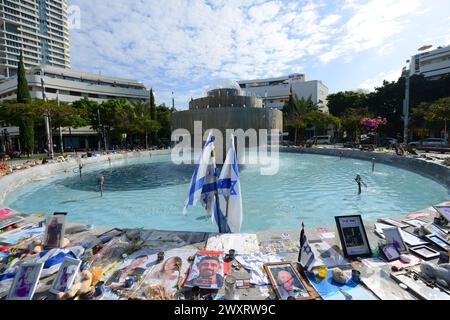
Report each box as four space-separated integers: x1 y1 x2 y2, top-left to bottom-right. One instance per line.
359 68 402 91
319 0 423 63
69 0 443 105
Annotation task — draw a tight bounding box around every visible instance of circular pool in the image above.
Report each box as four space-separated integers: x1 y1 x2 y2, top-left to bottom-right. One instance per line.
5 153 449 232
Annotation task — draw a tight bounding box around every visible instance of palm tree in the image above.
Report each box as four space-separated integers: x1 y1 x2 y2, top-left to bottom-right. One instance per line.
283 92 313 145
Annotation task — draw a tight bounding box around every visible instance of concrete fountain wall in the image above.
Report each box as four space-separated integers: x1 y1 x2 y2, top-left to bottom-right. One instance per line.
282 147 450 189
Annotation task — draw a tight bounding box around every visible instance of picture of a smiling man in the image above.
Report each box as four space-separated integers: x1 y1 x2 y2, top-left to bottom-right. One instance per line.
185 254 224 289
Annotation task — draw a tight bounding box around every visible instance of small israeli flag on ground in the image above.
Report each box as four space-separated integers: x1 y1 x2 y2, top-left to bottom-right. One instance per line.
299 222 315 271
217 134 243 233
183 131 216 214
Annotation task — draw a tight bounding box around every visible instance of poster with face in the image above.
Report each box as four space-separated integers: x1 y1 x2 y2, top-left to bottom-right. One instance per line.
135 247 197 299
184 251 224 289
44 215 66 248
50 257 81 294
105 248 157 288
264 262 312 300
7 262 44 300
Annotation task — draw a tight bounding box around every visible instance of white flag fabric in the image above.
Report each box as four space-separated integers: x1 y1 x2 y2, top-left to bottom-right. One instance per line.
217 134 243 233
183 131 216 213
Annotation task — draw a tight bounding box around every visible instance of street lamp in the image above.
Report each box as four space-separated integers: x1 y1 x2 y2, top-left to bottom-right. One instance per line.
403 59 410 144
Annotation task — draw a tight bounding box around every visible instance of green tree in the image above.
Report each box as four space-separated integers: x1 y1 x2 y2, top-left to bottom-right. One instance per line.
15 52 34 156
327 91 366 117
150 88 156 120
20 118 34 156
424 97 450 142
16 51 31 104
340 108 373 142
306 109 340 137
156 104 173 141
283 93 313 145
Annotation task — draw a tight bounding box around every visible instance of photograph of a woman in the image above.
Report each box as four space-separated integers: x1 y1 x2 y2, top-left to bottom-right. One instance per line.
150 256 182 281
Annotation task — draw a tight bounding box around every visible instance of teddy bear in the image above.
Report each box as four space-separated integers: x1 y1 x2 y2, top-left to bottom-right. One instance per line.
420 262 450 288
56 270 94 300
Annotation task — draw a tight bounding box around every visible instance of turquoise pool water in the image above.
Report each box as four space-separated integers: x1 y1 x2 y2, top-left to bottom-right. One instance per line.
5 153 449 232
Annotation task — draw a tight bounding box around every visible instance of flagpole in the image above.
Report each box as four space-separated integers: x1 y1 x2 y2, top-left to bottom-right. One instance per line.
214 181 223 233
224 194 230 233
211 138 223 234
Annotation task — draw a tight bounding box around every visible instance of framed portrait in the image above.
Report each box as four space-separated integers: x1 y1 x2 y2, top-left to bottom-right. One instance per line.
400 230 429 247
7 262 44 300
402 218 428 228
425 223 449 240
409 245 440 260
433 205 450 222
0 216 24 230
335 215 371 258
382 227 408 253
264 262 316 300
50 257 82 294
44 214 66 248
379 218 409 229
425 234 450 251
381 244 400 261
183 250 224 289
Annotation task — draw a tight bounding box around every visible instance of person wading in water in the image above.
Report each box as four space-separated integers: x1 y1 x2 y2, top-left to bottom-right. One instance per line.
99 175 105 197
355 174 367 195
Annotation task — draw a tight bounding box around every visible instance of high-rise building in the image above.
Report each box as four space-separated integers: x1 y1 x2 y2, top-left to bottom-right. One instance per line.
0 0 70 78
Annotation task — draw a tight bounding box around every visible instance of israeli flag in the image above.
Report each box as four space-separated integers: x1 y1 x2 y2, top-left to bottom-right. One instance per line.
217 134 243 233
183 131 216 213
298 222 315 271
200 145 219 219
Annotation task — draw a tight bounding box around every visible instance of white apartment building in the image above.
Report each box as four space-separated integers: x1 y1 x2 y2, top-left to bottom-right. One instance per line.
0 65 150 103
0 65 151 151
237 73 329 113
0 0 71 78
409 45 450 79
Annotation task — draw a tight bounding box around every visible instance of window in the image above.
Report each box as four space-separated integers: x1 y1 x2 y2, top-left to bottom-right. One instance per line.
45 88 57 93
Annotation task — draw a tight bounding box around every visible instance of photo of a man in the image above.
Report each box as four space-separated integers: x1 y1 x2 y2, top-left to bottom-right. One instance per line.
271 267 308 300
185 253 224 289
342 226 364 247
44 216 65 248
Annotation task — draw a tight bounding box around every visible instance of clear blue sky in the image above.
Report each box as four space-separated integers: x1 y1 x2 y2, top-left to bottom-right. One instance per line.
69 0 450 109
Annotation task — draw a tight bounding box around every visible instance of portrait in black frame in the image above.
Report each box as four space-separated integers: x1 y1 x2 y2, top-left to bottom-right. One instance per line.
335 215 372 259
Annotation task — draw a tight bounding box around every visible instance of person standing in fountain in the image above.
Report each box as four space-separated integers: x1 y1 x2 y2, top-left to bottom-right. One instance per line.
99 175 105 197
355 175 367 195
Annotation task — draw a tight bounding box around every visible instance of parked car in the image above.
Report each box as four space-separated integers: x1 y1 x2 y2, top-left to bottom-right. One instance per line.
306 135 332 144
360 134 375 145
408 138 448 148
